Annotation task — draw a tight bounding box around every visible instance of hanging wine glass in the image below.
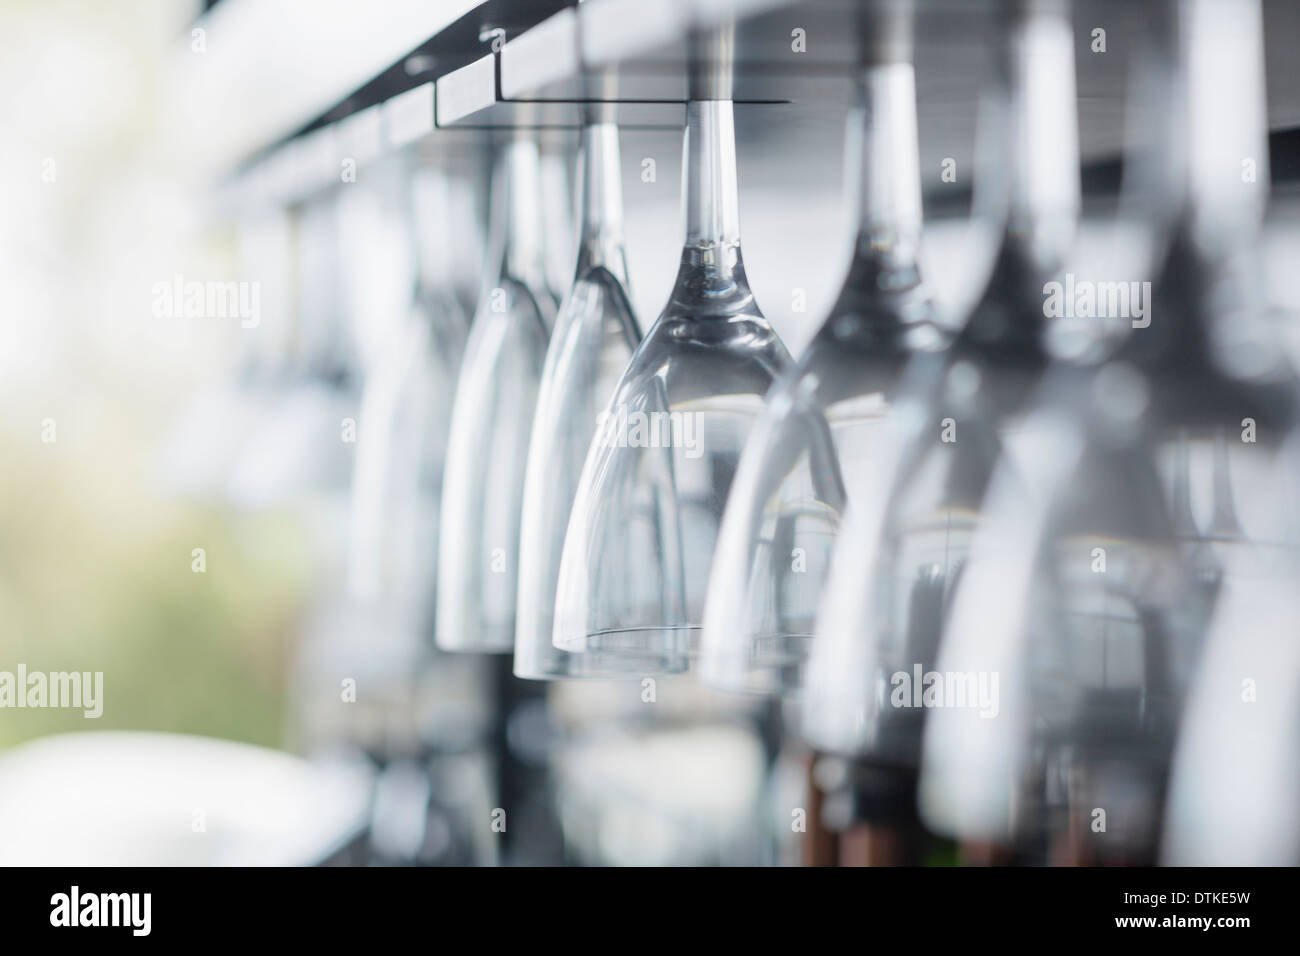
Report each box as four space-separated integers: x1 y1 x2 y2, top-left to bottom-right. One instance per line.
1162 430 1300 865
802 0 1080 761
699 3 946 697
290 151 490 764
436 136 559 653
791 0 1082 862
343 154 468 630
514 108 650 679
552 38 794 670
919 0 1296 864
541 143 578 307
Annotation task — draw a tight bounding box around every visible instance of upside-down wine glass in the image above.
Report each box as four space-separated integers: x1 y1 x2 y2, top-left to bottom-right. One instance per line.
552 36 794 670
798 0 1082 863
699 1 945 697
514 103 649 679
436 136 559 652
919 0 1295 864
344 154 469 631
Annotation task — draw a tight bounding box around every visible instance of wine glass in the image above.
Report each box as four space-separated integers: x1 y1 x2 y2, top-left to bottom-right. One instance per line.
793 0 1081 862
291 152 490 758
514 111 652 679
436 136 560 653
552 58 794 669
919 0 1296 864
802 0 1080 759
1162 429 1300 864
343 155 468 627
699 3 946 697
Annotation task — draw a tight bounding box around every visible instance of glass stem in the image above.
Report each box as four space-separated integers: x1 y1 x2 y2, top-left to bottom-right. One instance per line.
410 164 456 299
574 122 630 287
848 60 924 286
1123 0 1272 376
665 99 760 320
986 0 1079 272
958 0 1079 348
1181 0 1268 249
683 99 741 252
487 138 549 302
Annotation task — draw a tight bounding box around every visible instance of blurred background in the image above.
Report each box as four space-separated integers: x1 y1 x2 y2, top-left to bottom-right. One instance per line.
2 0 1299 866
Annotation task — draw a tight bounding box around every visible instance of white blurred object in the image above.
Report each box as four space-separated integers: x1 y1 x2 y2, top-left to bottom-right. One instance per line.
541 145 577 302
556 724 766 866
226 193 358 509
0 732 372 866
1162 540 1300 864
158 208 298 499
226 380 357 508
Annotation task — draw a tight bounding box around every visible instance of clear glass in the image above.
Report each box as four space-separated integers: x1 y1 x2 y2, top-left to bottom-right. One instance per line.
699 57 945 696
918 0 1296 864
346 157 469 629
1163 431 1300 865
553 99 793 669
289 159 494 787
514 121 646 679
436 138 559 652
917 365 1208 863
802 0 1081 761
541 145 578 305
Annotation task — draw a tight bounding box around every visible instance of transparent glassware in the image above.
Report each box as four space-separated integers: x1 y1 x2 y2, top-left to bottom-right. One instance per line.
345 157 468 630
514 117 647 679
436 137 559 652
916 365 1207 863
160 208 297 499
289 156 491 767
918 0 1296 863
541 144 578 306
1162 429 1300 865
801 0 1081 763
552 95 793 670
700 34 946 696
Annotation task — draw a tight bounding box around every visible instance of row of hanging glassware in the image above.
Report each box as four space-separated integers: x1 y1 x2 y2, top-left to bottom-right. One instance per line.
210 0 1300 865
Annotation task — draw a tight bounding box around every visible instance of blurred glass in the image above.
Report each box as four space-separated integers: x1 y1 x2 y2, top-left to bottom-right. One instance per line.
919 0 1296 864
700 7 946 696
542 144 578 304
227 190 358 509
343 157 467 623
802 0 1081 763
1162 429 1300 865
437 137 559 653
